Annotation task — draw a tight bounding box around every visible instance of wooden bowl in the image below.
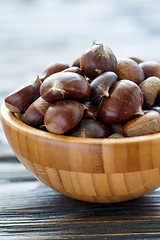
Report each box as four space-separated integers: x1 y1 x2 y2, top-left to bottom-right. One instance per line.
1 102 160 203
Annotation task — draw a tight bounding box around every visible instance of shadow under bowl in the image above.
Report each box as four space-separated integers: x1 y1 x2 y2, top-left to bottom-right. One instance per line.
1 102 160 203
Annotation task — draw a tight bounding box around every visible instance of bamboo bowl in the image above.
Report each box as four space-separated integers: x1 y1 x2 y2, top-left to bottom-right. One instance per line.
1 102 160 203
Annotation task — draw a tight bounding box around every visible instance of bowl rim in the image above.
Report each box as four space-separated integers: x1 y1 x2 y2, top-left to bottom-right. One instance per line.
1 101 160 146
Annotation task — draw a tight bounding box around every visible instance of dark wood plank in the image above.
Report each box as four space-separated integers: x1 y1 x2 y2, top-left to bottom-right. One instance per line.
1 160 160 239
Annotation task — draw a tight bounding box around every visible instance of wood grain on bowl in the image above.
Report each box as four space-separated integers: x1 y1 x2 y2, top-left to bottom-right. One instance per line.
1 102 160 203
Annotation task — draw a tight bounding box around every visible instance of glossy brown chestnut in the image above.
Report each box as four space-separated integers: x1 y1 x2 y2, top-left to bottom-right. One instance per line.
40 72 91 103
23 97 51 126
62 66 83 75
123 110 160 137
5 76 41 113
98 80 143 124
83 101 98 119
116 58 144 85
139 61 160 79
90 71 118 105
80 43 117 79
139 76 160 109
69 119 110 138
44 100 85 134
40 61 69 81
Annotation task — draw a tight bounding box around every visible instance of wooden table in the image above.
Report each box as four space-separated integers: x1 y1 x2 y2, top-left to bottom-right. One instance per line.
1 157 160 239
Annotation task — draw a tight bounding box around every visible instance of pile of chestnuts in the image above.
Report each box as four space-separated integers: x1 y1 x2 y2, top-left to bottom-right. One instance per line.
4 42 160 138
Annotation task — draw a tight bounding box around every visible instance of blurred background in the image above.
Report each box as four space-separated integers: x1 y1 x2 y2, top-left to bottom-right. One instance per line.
1 0 160 156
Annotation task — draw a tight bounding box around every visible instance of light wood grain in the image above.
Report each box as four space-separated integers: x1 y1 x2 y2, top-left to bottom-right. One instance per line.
1 102 160 203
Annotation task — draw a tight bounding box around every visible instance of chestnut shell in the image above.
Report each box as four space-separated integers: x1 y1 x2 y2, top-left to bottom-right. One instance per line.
80 43 117 79
139 61 160 79
98 80 144 124
40 72 91 103
5 77 41 113
40 61 69 81
90 71 118 105
44 100 85 134
123 110 160 137
116 58 144 85
23 97 50 126
62 66 83 75
70 119 110 138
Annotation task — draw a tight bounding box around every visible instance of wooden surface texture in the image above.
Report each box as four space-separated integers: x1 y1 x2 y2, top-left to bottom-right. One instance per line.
1 158 160 239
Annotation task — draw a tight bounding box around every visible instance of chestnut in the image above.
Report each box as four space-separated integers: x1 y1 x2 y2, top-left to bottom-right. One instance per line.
69 119 110 138
80 42 117 79
123 110 160 137
83 101 98 119
139 61 160 79
98 80 143 124
139 76 160 109
5 76 41 113
23 97 50 126
90 71 118 105
40 72 91 103
116 58 144 85
62 66 83 75
40 61 69 81
44 100 85 134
